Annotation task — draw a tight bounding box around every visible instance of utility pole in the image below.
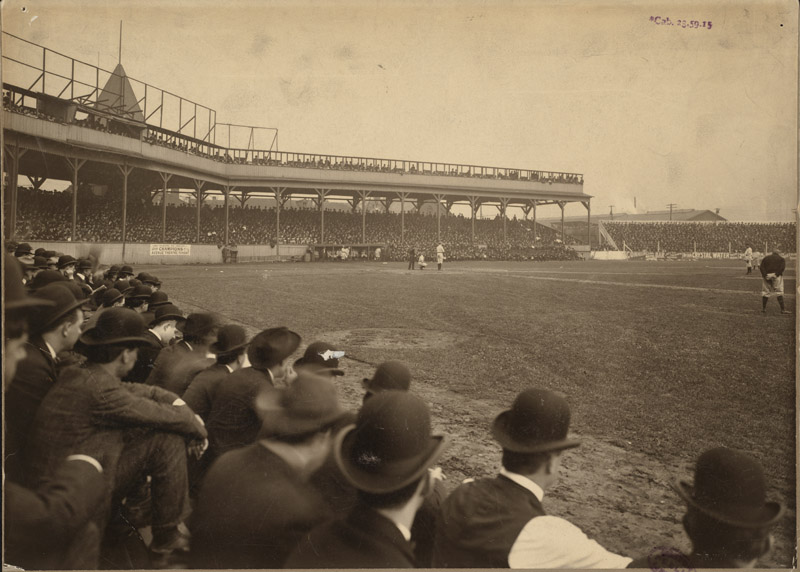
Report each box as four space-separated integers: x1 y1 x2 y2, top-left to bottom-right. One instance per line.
667 203 677 220
609 205 614 220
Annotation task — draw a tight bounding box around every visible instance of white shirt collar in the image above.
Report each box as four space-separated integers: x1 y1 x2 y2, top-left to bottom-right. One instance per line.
44 341 58 360
395 522 412 542
224 363 235 373
500 468 545 502
148 328 162 342
182 340 193 351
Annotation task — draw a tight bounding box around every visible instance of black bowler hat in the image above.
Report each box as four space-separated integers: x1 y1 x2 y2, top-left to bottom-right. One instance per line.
108 264 121 274
14 243 33 256
491 388 581 454
100 288 125 307
113 279 135 295
119 265 134 277
5 254 54 310
32 256 49 270
248 326 301 370
294 341 345 376
79 307 157 347
255 371 345 439
77 258 93 271
363 361 411 394
57 255 77 269
335 391 448 494
34 247 47 257
178 312 220 339
28 283 86 334
29 269 68 291
150 304 184 326
128 284 152 299
675 447 784 528
210 324 249 354
148 291 169 308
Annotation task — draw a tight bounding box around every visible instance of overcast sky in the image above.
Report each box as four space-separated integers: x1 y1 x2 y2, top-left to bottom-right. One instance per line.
3 0 797 221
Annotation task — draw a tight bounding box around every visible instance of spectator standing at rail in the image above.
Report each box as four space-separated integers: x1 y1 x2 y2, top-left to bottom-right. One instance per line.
433 388 631 568
629 447 783 569
759 249 790 314
744 245 753 275
436 242 445 271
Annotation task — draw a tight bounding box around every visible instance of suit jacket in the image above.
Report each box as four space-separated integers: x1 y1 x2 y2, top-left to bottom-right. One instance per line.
285 504 416 569
183 363 232 422
190 443 333 569
123 330 165 384
147 340 215 396
4 458 106 570
205 367 274 461
26 363 206 487
5 336 58 485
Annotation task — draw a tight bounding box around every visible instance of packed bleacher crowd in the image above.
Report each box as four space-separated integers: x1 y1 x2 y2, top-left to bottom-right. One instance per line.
4 241 787 570
8 187 580 262
5 90 582 185
604 221 796 253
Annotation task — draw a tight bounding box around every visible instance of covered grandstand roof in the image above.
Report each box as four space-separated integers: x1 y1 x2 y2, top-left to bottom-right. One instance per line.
541 208 727 224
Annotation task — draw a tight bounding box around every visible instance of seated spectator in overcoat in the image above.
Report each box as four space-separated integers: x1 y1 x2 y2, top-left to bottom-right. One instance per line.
124 303 184 384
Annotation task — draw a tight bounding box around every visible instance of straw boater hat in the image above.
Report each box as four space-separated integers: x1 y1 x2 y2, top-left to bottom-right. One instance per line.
491 388 581 454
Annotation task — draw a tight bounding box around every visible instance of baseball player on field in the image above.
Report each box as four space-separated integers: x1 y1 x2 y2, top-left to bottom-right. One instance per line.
744 245 753 275
759 248 790 314
436 243 445 271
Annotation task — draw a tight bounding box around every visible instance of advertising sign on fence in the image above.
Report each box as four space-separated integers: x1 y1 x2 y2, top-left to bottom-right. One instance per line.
149 244 191 256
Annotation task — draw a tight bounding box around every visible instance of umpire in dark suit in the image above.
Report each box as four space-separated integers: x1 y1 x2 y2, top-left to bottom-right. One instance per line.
190 372 346 569
287 391 449 569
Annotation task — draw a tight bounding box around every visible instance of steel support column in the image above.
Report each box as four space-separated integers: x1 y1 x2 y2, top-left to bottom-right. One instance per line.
468 196 480 243
360 190 372 244
158 172 173 242
272 187 287 257
398 192 409 244
316 188 330 243
582 200 591 252
194 179 206 244
223 185 235 246
3 145 27 240
499 198 510 243
558 201 566 241
433 194 445 243
65 156 86 243
117 163 133 261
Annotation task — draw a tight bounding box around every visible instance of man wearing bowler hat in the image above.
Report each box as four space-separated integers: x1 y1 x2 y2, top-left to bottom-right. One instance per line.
25 307 208 565
141 290 170 326
361 360 412 402
14 242 35 266
630 447 784 569
288 391 449 569
57 255 78 280
5 283 87 486
433 388 631 568
190 372 345 569
205 326 301 464
124 304 184 384
147 312 219 395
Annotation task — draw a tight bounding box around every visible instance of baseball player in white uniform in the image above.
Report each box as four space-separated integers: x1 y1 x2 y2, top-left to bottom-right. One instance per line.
436 243 445 271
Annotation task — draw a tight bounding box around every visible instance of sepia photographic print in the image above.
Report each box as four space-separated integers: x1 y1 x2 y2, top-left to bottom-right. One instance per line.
2 0 797 569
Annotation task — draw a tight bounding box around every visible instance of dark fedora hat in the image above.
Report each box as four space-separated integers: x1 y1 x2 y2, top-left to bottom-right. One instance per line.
31 255 49 270
294 341 345 376
491 388 581 454
148 290 169 308
5 254 54 310
210 324 249 354
178 312 220 338
363 360 411 394
113 279 135 295
14 242 33 256
77 258 93 271
335 391 448 494
28 283 86 333
128 284 152 300
255 371 345 438
674 447 784 528
29 269 68 291
119 265 134 277
100 288 125 307
57 254 77 269
108 264 122 274
150 303 184 326
248 326 301 370
79 307 157 347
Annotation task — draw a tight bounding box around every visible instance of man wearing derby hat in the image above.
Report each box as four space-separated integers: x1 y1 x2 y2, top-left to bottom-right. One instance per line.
361 360 412 402
74 258 94 287
14 242 35 266
293 340 345 378
125 284 152 314
25 307 208 565
57 254 78 280
5 283 86 485
3 254 108 570
147 312 219 395
124 304 184 384
118 264 135 278
141 290 170 326
433 388 631 568
630 447 784 569
205 326 301 465
288 391 449 569
191 372 346 569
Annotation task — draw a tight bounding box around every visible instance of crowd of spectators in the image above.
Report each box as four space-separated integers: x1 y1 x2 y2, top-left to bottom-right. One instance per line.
604 221 796 253
5 89 582 186
8 187 577 261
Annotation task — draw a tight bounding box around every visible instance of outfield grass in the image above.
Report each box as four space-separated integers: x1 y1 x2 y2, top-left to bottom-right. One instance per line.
148 258 795 564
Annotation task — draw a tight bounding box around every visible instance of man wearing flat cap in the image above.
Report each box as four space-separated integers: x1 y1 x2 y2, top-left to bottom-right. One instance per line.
205 326 300 464
26 307 208 565
147 312 218 395
191 372 346 569
433 388 631 568
288 391 448 569
630 447 784 569
5 283 86 485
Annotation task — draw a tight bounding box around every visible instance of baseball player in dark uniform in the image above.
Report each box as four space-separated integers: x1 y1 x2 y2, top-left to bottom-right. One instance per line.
759 249 790 314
